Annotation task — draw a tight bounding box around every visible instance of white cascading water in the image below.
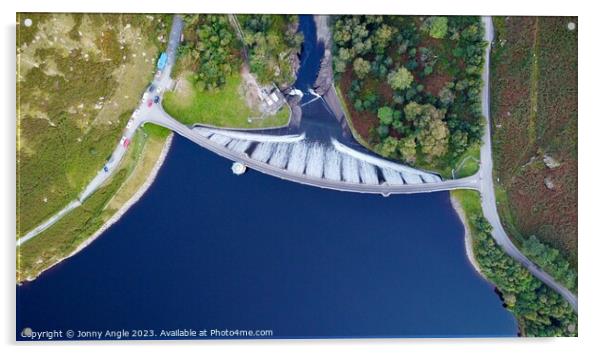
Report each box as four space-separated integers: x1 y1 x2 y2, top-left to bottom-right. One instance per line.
251 142 275 162
228 140 252 154
287 142 309 174
330 138 440 183
268 143 291 169
209 129 442 187
401 172 423 184
209 134 232 146
341 154 360 183
305 142 325 178
323 147 342 181
358 160 379 185
381 167 404 185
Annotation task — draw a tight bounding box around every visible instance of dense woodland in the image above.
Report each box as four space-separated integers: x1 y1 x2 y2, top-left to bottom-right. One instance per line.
178 15 242 90
177 14 301 91
332 15 486 171
238 14 303 87
471 214 577 336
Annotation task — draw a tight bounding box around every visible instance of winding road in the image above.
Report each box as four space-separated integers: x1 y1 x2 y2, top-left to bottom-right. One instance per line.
17 15 577 313
477 17 577 311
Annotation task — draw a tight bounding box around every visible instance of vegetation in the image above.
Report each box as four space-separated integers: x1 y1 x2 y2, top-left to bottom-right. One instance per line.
333 15 486 177
490 17 577 270
452 190 577 337
238 15 303 88
523 235 577 291
17 127 170 282
163 72 290 128
16 13 170 237
178 15 241 90
167 15 297 128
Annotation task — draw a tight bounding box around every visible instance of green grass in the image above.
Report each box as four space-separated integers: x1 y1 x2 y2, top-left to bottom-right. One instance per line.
453 143 481 178
412 141 480 179
17 129 168 282
142 122 172 139
16 13 165 237
451 190 482 231
17 168 128 282
163 72 290 129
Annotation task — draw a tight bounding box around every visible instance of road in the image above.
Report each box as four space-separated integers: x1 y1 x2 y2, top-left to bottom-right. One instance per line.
16 15 184 247
17 14 578 313
477 17 577 311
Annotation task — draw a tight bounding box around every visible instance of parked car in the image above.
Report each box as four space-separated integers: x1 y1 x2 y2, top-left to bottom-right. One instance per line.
147 98 153 107
126 120 134 130
120 136 130 148
103 165 109 172
148 84 156 92
153 95 160 104
142 92 149 102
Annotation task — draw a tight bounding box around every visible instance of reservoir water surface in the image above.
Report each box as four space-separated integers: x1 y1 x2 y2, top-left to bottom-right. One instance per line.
16 15 518 339
17 135 517 338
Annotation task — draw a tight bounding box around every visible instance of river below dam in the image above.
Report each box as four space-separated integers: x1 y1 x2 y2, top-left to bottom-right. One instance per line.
16 15 518 339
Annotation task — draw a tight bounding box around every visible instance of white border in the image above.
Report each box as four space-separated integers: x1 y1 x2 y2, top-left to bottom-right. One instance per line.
3 0 598 353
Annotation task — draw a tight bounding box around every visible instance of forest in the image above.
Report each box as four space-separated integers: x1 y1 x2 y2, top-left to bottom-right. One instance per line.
177 14 302 91
453 190 577 337
333 15 486 174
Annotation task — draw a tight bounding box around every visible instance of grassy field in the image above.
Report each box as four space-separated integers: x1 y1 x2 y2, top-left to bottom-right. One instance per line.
17 127 170 282
16 13 170 237
163 71 290 128
490 17 577 268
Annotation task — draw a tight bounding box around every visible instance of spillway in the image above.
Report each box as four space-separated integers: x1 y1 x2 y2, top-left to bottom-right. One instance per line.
193 128 443 190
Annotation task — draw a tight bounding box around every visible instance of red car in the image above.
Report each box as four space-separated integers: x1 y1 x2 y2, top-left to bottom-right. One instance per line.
120 136 130 148
147 98 153 107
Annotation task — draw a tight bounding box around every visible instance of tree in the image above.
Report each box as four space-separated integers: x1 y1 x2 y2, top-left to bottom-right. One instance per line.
418 118 449 159
374 24 396 53
426 16 448 39
377 106 394 125
376 136 399 158
387 67 414 91
353 57 371 79
404 102 449 160
398 136 417 163
438 85 455 106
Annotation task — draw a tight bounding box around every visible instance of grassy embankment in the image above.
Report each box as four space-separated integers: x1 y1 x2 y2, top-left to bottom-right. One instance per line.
17 13 170 237
17 13 172 280
452 190 577 337
333 16 485 178
490 17 577 290
17 124 171 282
163 15 295 129
163 72 290 128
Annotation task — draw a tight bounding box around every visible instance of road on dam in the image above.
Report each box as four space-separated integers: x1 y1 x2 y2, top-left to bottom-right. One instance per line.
17 15 577 313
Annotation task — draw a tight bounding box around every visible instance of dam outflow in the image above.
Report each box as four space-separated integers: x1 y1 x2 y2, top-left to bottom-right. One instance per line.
184 14 448 193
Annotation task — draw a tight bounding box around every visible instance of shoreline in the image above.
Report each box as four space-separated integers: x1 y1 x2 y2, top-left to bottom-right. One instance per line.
22 133 174 283
449 193 484 277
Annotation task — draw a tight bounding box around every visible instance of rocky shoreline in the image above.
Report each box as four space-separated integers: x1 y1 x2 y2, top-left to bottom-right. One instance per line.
312 15 333 95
